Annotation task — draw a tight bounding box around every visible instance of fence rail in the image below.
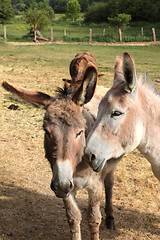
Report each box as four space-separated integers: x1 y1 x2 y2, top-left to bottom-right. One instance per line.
0 25 160 43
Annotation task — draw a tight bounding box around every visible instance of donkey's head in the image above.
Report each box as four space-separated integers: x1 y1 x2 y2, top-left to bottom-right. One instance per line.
85 52 144 172
43 87 87 198
2 61 97 198
63 52 97 95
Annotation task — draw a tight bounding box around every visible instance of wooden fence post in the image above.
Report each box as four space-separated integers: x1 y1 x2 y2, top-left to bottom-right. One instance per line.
152 28 156 41
103 28 105 36
89 28 92 43
141 27 143 36
4 25 7 42
50 27 53 41
119 28 122 42
64 29 66 36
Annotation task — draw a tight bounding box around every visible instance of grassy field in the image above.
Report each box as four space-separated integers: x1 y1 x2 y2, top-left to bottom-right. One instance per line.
0 43 160 240
0 15 160 43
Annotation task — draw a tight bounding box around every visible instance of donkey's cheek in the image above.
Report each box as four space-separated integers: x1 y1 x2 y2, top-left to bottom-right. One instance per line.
120 119 144 153
72 138 85 168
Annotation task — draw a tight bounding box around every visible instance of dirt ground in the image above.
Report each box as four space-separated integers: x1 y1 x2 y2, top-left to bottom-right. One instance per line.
1 101 160 240
0 43 160 240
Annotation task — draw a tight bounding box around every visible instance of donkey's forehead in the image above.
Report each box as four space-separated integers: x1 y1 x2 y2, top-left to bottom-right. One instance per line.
45 98 85 126
102 81 128 106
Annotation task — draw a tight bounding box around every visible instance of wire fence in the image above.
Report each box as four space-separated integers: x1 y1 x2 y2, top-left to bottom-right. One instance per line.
0 24 160 43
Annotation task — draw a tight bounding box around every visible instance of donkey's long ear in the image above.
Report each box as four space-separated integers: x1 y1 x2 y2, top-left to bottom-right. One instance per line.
123 52 137 93
114 56 124 83
72 65 98 106
2 80 53 108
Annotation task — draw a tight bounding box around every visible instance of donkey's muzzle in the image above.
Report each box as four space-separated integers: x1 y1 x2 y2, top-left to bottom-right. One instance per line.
50 180 74 198
84 150 98 169
84 149 104 172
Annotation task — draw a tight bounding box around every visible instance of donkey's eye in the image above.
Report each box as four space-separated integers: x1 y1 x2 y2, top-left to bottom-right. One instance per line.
76 130 83 138
44 129 51 138
111 111 122 118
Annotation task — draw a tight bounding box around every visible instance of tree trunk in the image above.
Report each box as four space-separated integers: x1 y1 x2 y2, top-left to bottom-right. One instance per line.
33 24 38 42
34 28 37 42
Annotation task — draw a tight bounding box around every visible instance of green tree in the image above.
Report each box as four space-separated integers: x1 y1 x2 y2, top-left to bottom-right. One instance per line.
85 0 160 23
84 2 108 23
108 13 131 30
25 1 54 42
49 0 68 13
79 0 89 12
0 0 12 40
66 0 81 21
108 13 131 41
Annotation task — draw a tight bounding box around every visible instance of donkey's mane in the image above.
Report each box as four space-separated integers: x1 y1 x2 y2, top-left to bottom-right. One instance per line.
55 83 72 99
139 75 160 97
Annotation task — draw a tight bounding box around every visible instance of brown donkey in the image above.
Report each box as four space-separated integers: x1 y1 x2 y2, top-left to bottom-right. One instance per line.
85 52 160 183
2 53 120 239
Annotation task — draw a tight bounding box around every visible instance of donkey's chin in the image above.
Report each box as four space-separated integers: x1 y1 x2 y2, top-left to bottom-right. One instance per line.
91 159 107 172
54 191 70 199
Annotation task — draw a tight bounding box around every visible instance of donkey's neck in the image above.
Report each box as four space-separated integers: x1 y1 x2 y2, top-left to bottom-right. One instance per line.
138 83 160 168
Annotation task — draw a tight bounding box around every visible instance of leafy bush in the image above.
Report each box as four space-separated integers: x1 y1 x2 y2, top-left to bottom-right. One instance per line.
92 34 118 43
63 35 89 42
84 0 160 23
84 2 108 23
108 13 131 30
122 35 151 42
65 0 81 21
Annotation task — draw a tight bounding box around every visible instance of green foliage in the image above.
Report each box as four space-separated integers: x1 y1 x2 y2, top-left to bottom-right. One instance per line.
25 1 54 30
84 2 107 23
49 0 68 13
1 15 159 43
85 0 160 23
63 35 89 42
25 8 47 30
49 0 88 14
78 0 89 12
108 13 131 30
11 0 29 14
11 0 53 14
25 0 54 41
0 0 12 24
122 35 151 42
65 0 81 21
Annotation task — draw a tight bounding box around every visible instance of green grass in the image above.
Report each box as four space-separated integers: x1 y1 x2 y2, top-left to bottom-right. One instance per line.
0 43 160 90
0 14 160 43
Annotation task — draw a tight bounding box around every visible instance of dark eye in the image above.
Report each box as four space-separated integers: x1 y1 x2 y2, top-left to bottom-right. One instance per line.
111 111 122 118
44 128 51 138
76 130 83 138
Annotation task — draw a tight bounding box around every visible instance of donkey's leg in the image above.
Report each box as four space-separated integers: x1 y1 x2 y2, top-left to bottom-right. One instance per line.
87 184 103 240
104 169 115 230
63 192 82 240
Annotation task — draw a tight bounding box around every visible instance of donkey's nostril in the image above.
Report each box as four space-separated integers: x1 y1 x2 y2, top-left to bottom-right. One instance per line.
50 181 57 191
69 180 73 190
91 154 96 162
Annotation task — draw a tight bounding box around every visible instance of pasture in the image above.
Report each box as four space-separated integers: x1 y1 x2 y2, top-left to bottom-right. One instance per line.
1 16 160 43
0 43 160 240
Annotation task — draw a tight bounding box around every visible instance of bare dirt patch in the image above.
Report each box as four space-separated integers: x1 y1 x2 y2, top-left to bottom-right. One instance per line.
6 40 160 47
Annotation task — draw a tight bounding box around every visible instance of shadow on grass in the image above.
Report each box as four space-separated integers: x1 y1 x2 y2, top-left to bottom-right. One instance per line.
0 181 160 240
0 181 69 240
